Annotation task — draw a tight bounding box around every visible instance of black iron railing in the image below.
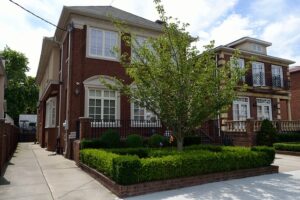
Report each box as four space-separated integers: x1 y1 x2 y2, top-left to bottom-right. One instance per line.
89 119 165 139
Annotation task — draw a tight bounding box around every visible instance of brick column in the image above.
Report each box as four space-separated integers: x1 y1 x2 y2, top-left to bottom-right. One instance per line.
79 117 92 140
246 118 255 146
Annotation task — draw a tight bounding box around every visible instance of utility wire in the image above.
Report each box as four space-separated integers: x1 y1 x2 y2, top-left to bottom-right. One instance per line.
8 0 66 31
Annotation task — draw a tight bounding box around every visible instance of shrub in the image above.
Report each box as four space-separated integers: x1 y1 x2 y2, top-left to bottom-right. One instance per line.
126 134 143 148
148 134 165 147
112 155 141 185
100 129 120 148
107 148 149 158
184 144 222 152
80 146 275 185
81 138 104 149
274 142 300 152
256 119 278 146
276 133 300 142
80 149 120 177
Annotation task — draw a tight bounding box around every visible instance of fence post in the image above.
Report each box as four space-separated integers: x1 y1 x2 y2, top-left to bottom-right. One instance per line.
79 117 92 140
246 118 255 146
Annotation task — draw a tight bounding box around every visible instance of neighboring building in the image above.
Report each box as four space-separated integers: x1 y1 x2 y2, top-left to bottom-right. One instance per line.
36 6 295 155
290 66 300 120
36 6 162 154
215 37 295 131
0 57 7 119
19 114 37 131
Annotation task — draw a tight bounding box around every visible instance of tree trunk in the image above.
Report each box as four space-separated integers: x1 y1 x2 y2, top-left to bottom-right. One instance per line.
177 138 183 151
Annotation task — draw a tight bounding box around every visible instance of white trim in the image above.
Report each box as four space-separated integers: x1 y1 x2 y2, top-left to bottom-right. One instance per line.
232 97 250 121
271 65 283 88
130 101 161 127
86 26 120 61
83 75 120 127
45 97 56 128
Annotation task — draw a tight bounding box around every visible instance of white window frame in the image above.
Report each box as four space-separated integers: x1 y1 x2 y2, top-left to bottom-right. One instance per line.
130 101 161 127
271 65 283 88
232 97 250 121
256 98 272 121
131 35 148 61
84 76 121 127
230 58 245 82
252 44 263 53
45 97 56 128
87 26 120 61
252 62 265 86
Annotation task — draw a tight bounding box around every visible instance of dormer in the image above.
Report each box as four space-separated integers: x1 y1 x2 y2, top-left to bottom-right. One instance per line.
225 37 272 55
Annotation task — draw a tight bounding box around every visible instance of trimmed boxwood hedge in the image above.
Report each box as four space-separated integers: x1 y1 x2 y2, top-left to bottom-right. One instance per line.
80 145 275 185
274 142 300 152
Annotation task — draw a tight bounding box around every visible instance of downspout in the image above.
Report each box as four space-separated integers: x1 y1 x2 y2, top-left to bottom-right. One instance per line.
58 41 63 152
65 22 74 156
216 54 221 137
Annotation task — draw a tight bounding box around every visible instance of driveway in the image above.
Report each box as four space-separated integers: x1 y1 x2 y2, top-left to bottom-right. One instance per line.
1 143 300 200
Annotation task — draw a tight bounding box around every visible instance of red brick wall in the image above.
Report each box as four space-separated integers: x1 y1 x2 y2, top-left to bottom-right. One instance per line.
280 99 288 120
291 71 300 120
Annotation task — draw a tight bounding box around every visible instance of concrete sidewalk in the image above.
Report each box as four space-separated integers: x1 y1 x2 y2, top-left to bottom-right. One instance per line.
1 143 300 200
0 143 118 200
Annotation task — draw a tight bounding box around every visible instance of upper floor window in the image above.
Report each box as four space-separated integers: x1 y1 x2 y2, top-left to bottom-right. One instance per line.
88 27 118 60
252 62 265 86
230 58 245 82
45 97 56 128
272 65 283 88
131 35 148 61
252 44 263 53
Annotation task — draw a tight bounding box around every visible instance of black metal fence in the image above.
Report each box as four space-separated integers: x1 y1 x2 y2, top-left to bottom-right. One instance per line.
89 119 165 139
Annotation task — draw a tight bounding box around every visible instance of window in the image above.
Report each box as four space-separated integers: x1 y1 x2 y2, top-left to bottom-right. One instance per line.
88 27 118 59
45 97 56 128
252 62 265 86
131 35 148 61
231 58 245 82
88 89 117 121
131 101 160 127
232 97 250 121
256 98 272 120
272 65 283 88
252 44 263 53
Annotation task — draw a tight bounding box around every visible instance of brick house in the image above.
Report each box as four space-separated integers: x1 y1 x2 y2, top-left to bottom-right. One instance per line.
290 66 300 120
36 6 297 156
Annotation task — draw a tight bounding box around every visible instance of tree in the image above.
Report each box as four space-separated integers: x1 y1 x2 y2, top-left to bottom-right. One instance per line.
110 0 246 150
1 47 38 121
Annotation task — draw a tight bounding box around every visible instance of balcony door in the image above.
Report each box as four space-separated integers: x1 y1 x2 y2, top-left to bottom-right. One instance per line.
256 98 272 120
233 97 250 121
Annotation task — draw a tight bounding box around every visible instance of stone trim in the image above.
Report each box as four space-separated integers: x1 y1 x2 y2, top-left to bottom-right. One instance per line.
79 162 279 198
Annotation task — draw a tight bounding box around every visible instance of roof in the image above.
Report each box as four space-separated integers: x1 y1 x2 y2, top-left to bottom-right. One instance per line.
289 66 300 73
55 6 162 42
225 36 272 48
36 37 59 84
215 45 295 65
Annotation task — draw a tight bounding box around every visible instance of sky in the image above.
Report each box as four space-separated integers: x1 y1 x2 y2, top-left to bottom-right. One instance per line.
0 0 299 77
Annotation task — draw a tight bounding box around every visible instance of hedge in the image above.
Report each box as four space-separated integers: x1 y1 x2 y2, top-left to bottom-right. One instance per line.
80 146 275 185
276 133 300 143
274 143 300 152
